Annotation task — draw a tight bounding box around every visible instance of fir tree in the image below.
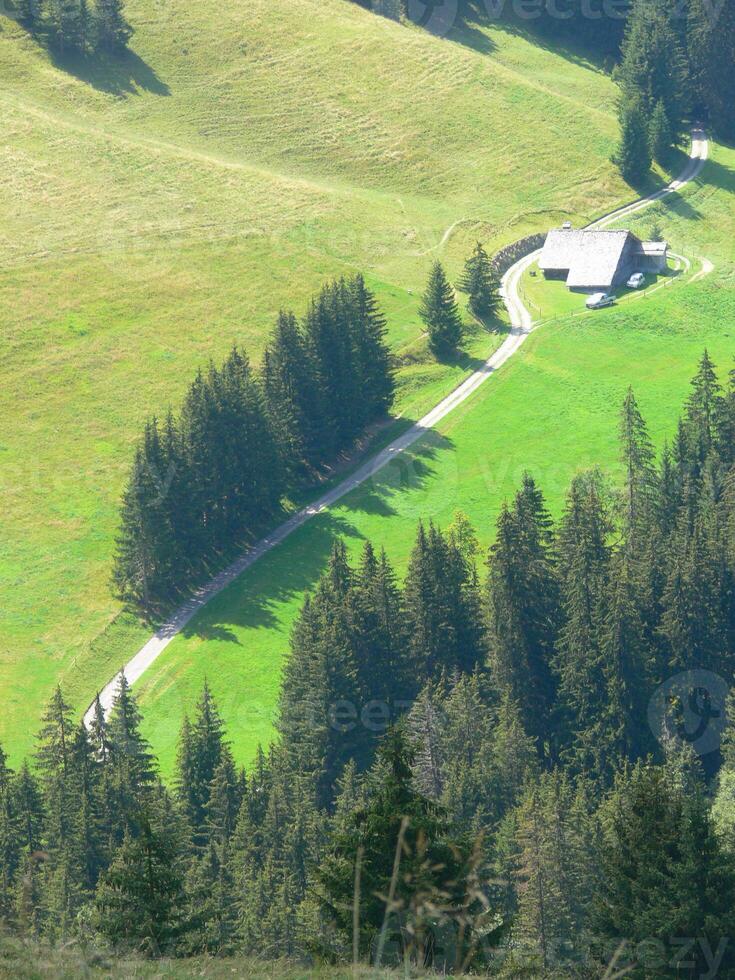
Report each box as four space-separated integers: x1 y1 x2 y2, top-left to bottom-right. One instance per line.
594 761 735 978
649 99 673 164
487 476 559 751
175 682 230 847
93 804 187 955
106 673 156 841
262 311 332 474
96 0 132 52
554 471 614 778
457 242 502 321
619 387 657 536
350 274 395 421
688 0 735 140
618 0 690 133
404 521 485 682
615 99 652 184
510 772 594 973
419 261 463 359
311 726 464 963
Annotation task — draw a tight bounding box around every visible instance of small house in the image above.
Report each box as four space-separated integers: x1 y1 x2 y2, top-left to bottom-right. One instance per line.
538 226 668 292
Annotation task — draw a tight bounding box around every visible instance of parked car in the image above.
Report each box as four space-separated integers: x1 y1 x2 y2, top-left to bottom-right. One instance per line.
627 272 645 289
586 292 614 310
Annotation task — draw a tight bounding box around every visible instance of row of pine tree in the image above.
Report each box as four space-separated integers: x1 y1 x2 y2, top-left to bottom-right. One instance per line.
615 0 735 181
4 352 735 973
112 275 394 614
14 0 132 55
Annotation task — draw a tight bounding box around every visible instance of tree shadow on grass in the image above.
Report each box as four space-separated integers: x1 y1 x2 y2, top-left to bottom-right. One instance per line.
179 510 366 641
49 47 170 97
454 2 613 72
697 155 735 195
338 429 456 518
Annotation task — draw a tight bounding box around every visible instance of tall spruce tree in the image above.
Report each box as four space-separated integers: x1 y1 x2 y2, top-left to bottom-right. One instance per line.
618 0 690 134
688 0 735 140
404 521 485 682
457 242 502 321
487 476 559 752
554 471 614 779
649 99 673 164
419 261 463 359
96 0 132 52
93 799 187 955
105 673 156 842
594 761 735 978
615 99 652 184
311 726 464 963
262 311 332 474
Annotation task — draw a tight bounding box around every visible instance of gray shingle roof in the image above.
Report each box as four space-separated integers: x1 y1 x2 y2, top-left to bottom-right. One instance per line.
539 228 636 289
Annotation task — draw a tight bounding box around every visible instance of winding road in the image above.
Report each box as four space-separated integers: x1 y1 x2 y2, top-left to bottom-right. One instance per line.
85 128 710 725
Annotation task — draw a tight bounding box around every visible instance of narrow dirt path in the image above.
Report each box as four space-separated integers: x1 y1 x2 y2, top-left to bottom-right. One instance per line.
85 129 710 723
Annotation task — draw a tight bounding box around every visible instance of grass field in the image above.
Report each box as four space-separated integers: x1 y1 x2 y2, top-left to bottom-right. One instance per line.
0 0 641 763
132 142 735 776
0 936 401 979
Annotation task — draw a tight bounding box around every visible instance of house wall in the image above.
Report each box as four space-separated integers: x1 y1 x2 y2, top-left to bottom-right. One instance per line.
638 252 668 273
611 237 641 287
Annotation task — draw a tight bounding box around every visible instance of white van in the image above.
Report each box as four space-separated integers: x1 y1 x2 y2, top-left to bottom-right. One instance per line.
586 292 614 310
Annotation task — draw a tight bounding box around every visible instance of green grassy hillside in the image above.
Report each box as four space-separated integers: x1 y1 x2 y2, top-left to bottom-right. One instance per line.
0 0 636 762
134 142 735 776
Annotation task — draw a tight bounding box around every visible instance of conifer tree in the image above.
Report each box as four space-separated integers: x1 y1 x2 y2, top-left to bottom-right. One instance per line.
649 99 673 164
404 521 485 681
12 763 44 856
615 99 652 184
618 0 690 133
457 242 501 321
554 471 614 777
262 311 332 474
106 673 156 841
96 0 132 52
688 0 735 140
277 542 362 807
594 761 735 977
93 804 187 955
487 477 559 750
311 726 463 962
684 349 723 469
175 682 230 847
350 274 395 421
351 542 409 710
303 280 361 450
510 772 594 973
419 261 463 359
184 840 237 954
619 387 657 536
0 746 20 924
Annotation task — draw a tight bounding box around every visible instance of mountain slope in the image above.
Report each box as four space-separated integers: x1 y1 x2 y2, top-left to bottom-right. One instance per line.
0 0 633 761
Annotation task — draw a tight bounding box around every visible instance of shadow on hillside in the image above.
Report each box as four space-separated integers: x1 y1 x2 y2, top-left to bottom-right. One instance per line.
339 429 456 518
179 511 366 640
50 48 170 97
453 1 614 73
698 155 735 195
447 16 498 55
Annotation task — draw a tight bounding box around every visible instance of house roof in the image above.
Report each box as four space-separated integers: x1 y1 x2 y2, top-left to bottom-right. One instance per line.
539 228 640 289
640 241 668 255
